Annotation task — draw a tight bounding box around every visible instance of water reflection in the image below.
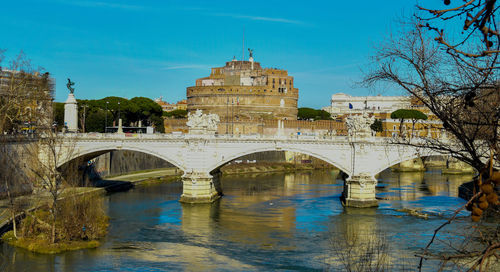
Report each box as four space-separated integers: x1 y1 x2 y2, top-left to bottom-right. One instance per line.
1 169 473 271
377 170 473 200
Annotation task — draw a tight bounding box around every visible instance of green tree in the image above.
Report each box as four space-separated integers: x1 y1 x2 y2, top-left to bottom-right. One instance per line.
94 97 130 126
163 109 187 119
72 97 165 133
298 108 332 120
150 115 165 133
85 110 106 133
53 102 64 128
390 109 427 137
129 97 163 126
370 119 383 133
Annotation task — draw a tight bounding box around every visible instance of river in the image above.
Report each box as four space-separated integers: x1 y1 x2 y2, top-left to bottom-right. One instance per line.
0 168 475 271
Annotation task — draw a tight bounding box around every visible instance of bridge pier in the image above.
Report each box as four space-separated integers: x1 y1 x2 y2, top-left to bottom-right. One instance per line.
342 174 378 208
179 172 221 203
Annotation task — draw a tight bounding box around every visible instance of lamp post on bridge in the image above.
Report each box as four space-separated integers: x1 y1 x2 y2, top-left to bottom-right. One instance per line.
226 95 229 135
231 97 234 135
25 106 32 137
82 104 88 133
219 89 227 135
105 101 109 133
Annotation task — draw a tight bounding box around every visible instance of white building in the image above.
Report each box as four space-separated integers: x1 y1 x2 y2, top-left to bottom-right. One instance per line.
322 93 411 117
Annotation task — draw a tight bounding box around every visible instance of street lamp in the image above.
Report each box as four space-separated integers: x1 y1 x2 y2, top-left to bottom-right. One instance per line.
82 104 88 133
329 119 333 138
231 97 234 135
25 107 32 137
105 101 109 133
118 101 121 122
226 94 229 135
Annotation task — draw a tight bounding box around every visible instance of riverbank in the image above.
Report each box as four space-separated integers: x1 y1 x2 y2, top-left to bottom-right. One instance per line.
2 231 102 254
1 168 182 254
0 168 182 236
220 162 335 175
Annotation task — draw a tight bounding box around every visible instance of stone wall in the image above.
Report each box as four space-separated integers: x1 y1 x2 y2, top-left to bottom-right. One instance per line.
91 150 174 177
0 140 37 199
187 86 298 121
164 118 347 136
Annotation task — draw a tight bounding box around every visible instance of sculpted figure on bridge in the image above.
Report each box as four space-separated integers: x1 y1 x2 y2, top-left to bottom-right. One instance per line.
346 112 375 139
187 110 220 134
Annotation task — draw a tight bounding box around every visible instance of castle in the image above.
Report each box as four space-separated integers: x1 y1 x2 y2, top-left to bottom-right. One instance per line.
186 52 298 127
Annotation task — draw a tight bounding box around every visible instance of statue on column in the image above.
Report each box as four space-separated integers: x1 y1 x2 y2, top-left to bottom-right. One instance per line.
66 78 75 94
64 78 78 132
248 48 253 59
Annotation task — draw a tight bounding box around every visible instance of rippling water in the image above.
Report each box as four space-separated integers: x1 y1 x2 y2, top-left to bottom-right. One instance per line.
0 169 474 271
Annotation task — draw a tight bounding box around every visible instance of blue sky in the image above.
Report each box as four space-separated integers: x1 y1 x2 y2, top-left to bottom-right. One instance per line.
1 0 432 108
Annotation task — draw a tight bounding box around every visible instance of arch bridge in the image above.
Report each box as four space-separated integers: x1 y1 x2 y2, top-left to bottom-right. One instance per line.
53 133 443 208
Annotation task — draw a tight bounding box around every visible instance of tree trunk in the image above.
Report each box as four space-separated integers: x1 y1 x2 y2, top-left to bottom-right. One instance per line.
411 120 416 139
10 210 17 238
399 119 404 136
51 198 57 244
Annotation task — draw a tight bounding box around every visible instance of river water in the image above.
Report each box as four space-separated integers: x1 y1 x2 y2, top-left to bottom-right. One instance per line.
1 169 475 271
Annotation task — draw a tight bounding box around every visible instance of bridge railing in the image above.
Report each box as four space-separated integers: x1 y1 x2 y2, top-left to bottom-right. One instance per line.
58 132 421 145
58 132 356 141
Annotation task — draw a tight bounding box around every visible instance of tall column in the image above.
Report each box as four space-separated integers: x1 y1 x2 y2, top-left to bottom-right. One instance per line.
342 174 378 208
64 93 78 132
117 118 123 134
179 172 221 203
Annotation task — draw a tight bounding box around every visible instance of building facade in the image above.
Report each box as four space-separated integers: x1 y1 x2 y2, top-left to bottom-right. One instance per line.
155 97 188 112
0 68 55 133
322 92 444 139
322 93 411 118
186 56 298 122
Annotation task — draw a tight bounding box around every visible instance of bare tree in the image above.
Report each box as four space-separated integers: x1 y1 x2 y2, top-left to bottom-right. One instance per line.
0 136 32 238
364 20 499 271
0 51 54 239
0 49 73 244
22 129 77 244
416 0 499 70
0 50 54 134
364 22 499 171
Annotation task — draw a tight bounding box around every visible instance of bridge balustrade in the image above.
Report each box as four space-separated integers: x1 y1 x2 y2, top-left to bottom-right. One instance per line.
47 131 462 208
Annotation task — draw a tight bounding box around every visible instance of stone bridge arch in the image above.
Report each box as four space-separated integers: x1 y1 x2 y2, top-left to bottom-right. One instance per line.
58 144 187 173
371 149 444 176
207 145 351 176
